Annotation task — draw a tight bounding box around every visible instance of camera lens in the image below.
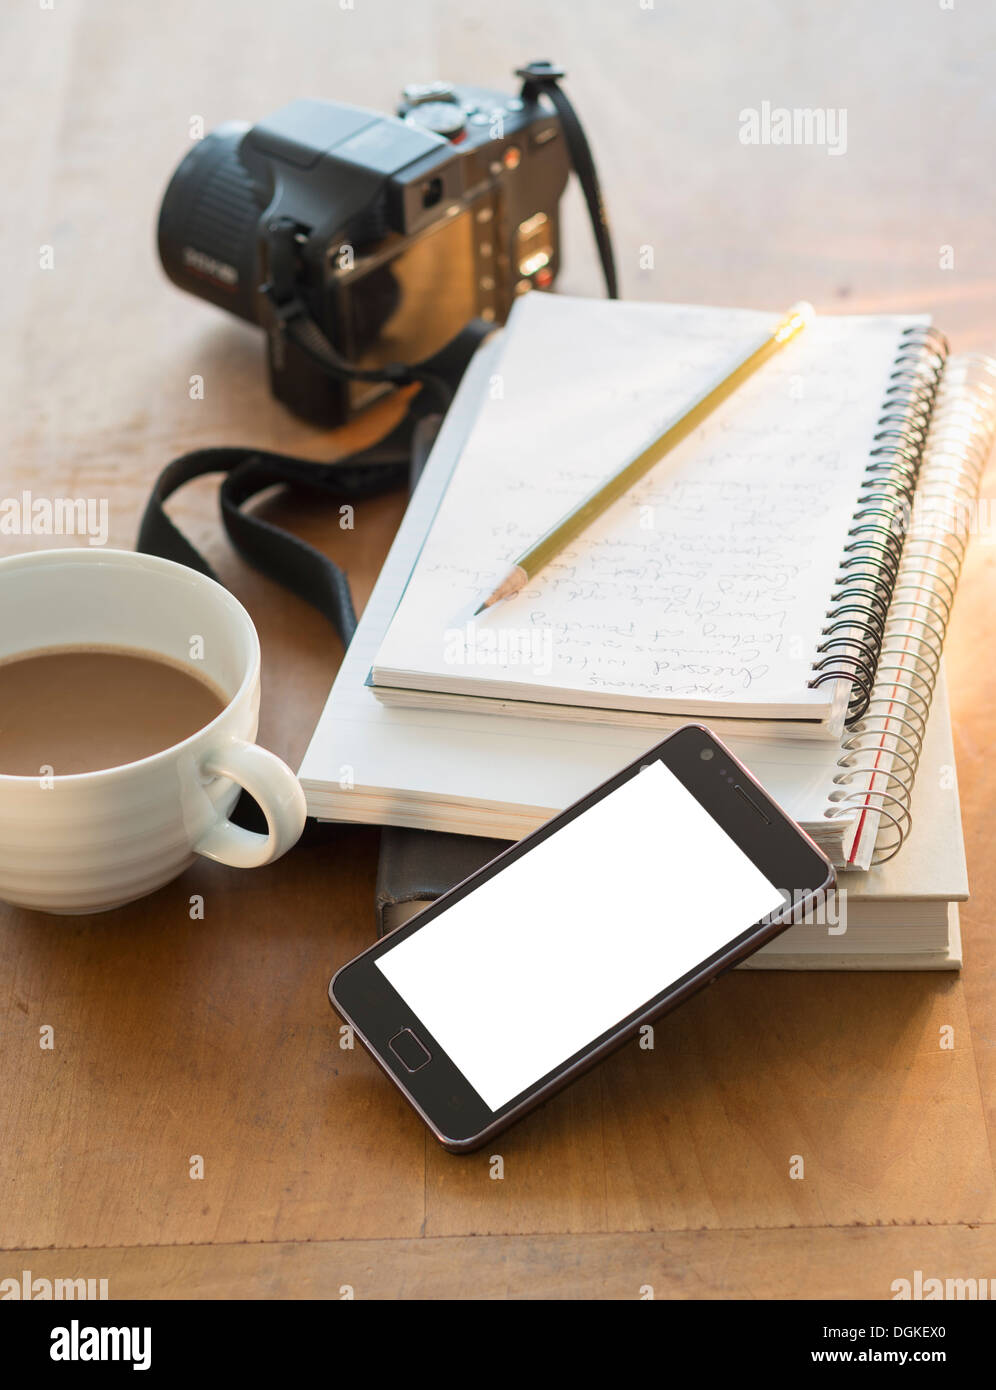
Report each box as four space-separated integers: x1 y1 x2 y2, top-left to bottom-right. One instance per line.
157 122 260 326
700 749 714 761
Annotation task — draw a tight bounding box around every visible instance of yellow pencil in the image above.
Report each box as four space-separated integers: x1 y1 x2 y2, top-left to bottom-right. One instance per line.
474 301 815 613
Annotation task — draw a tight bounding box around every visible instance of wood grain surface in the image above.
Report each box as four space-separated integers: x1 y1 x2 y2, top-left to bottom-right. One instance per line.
1 0 994 1299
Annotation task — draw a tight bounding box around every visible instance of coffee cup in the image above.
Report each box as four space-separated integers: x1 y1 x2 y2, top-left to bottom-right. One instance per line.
0 548 307 914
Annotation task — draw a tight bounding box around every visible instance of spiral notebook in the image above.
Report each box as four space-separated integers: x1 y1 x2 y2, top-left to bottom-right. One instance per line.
372 296 952 739
301 322 996 871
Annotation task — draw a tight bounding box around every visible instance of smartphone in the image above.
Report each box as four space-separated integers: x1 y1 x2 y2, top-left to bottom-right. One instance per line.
329 724 835 1152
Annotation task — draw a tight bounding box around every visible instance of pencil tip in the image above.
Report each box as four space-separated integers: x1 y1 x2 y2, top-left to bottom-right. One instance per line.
472 602 486 616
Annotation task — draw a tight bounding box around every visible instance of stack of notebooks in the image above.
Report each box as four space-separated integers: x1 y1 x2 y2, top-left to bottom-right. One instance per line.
300 295 996 969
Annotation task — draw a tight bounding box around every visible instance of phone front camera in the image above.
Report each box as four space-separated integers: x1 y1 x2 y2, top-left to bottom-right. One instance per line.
700 748 714 761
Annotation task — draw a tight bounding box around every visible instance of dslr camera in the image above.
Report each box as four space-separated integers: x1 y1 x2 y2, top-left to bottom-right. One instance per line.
157 66 572 425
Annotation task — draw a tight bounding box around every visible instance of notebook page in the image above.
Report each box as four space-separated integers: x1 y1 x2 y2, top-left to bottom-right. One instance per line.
373 296 921 724
299 335 853 836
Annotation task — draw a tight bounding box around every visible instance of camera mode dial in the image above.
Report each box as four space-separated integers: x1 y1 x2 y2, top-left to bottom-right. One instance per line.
398 82 467 141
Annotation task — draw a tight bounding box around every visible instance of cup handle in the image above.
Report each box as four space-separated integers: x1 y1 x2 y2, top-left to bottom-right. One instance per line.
194 739 307 869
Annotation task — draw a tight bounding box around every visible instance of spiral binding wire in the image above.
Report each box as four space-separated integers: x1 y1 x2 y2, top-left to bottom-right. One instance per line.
808 325 949 725
823 352 996 864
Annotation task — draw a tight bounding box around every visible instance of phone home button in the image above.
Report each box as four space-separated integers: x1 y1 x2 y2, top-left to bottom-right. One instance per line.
389 1027 431 1073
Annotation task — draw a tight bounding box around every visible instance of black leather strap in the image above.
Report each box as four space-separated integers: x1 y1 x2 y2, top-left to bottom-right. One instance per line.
139 425 411 649
516 62 618 300
136 322 483 648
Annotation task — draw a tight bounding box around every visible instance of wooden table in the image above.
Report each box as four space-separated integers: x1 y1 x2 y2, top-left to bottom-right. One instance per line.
2 0 995 1299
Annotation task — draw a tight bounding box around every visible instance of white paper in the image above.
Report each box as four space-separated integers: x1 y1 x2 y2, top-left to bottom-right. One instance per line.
374 296 916 723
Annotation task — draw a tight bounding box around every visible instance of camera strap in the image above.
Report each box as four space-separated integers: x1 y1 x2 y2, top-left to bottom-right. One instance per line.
137 63 616 651
515 62 617 298
136 320 487 649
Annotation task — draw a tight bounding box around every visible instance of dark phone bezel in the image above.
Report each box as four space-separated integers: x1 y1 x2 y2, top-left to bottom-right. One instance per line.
329 723 836 1153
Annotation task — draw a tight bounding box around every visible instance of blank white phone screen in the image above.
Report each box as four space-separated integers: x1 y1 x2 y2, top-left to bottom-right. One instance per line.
376 759 785 1111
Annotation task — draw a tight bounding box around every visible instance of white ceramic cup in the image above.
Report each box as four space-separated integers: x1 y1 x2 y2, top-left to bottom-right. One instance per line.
0 548 307 914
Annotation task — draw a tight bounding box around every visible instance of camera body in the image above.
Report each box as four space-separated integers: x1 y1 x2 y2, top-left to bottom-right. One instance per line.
158 80 570 425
